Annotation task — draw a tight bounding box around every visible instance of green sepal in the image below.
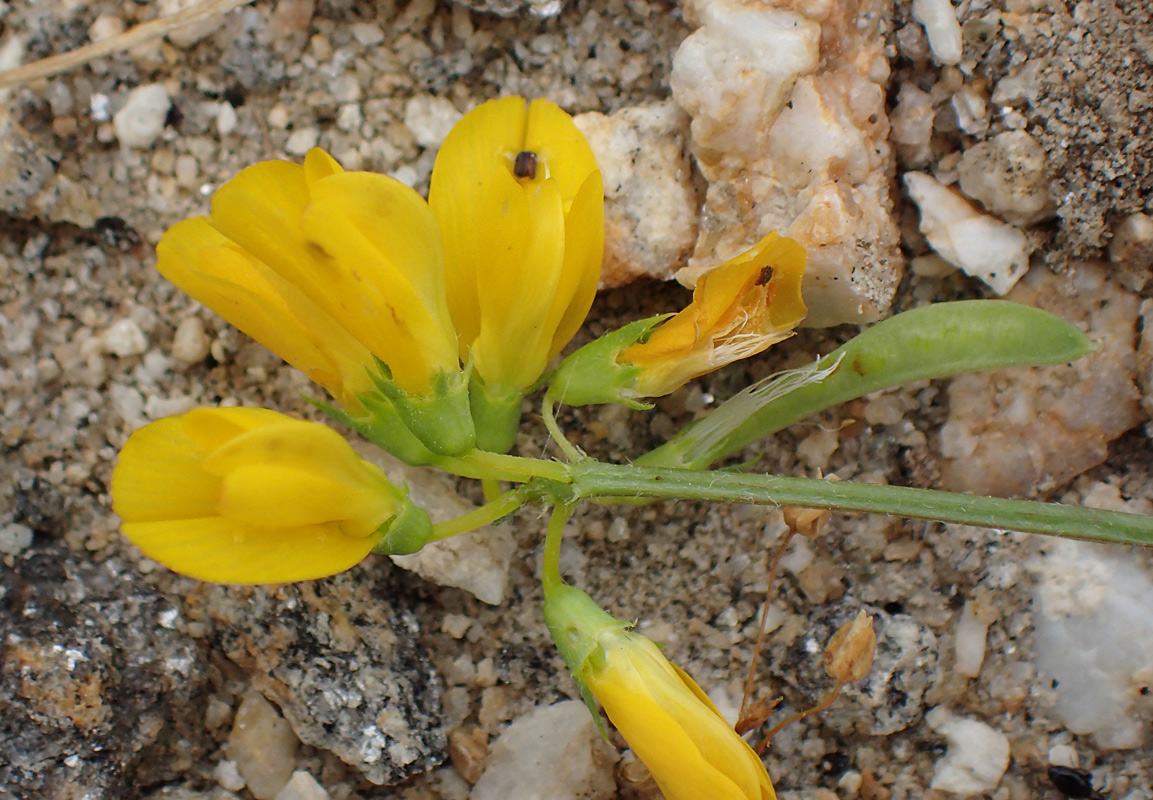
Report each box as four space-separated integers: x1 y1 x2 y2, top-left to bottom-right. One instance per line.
469 376 524 454
368 360 476 457
547 316 669 408
371 484 434 555
303 394 437 467
542 581 630 739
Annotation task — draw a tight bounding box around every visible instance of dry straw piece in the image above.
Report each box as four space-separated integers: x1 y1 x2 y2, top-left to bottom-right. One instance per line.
0 0 250 90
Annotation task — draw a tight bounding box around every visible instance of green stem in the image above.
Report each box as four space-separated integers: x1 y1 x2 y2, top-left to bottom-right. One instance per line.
429 488 529 542
541 503 572 593
542 394 586 463
434 449 569 483
564 463 1153 547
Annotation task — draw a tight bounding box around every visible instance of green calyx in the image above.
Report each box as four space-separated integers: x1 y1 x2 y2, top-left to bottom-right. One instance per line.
547 316 667 409
542 581 629 736
369 361 476 457
469 377 525 454
372 485 433 555
304 394 437 467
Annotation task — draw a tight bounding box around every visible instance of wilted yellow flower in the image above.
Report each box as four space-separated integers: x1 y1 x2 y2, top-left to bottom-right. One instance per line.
545 583 776 800
156 148 473 457
429 96 604 451
621 233 807 397
111 407 431 584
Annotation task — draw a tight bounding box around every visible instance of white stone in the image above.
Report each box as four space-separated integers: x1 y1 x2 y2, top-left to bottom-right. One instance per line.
229 690 299 800
88 15 126 43
158 0 228 47
912 0 963 65
172 316 210 362
110 383 146 428
573 102 700 287
927 708 1010 795
274 772 329 800
904 171 1030 295
349 22 385 47
890 84 935 168
672 0 903 326
102 318 149 356
217 103 239 136
113 84 171 149
0 522 33 556
404 94 463 150
471 701 617 800
1033 540 1153 749
953 601 993 679
958 131 1054 227
213 760 246 792
284 128 320 157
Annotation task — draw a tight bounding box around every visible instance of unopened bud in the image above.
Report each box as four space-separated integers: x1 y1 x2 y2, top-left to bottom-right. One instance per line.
823 610 877 684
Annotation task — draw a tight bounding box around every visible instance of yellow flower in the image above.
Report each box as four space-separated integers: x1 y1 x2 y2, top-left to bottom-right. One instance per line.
545 584 776 800
621 233 807 397
111 407 431 584
156 148 473 457
429 96 604 450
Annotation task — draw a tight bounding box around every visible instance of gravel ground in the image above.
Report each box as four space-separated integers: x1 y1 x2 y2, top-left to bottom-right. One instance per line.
1 1 1151 799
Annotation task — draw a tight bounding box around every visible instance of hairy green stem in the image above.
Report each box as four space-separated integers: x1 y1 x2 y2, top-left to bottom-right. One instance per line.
541 503 572 593
562 463 1153 547
429 488 529 542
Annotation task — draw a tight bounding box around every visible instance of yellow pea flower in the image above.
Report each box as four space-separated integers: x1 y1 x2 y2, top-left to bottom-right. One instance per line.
156 148 472 457
544 583 776 800
621 232 807 397
111 407 432 584
549 233 806 408
429 96 604 451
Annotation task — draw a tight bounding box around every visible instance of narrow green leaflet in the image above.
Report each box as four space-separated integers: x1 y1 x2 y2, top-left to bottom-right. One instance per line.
639 300 1094 469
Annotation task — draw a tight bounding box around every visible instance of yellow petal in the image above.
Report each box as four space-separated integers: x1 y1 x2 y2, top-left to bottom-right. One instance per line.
156 217 376 404
430 97 531 352
216 463 393 535
303 147 344 184
546 170 605 361
593 677 755 800
524 98 600 207
202 419 388 492
207 158 318 281
121 517 377 584
474 177 566 387
300 172 460 393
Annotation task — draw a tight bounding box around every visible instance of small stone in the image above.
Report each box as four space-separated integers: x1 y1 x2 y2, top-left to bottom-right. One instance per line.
441 614 473 639
1109 213 1153 291
158 0 228 47
912 0 963 65
471 701 618 800
229 691 299 800
217 103 239 136
213 760 246 792
1034 540 1153 749
958 131 1054 227
904 171 1030 295
927 708 1010 795
0 522 34 555
273 772 329 800
172 317 211 363
349 22 385 47
114 84 172 149
102 318 148 357
175 154 199 188
284 128 319 156
890 84 935 168
403 94 463 150
573 102 700 288
88 15 126 43
448 727 488 784
953 600 994 679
